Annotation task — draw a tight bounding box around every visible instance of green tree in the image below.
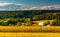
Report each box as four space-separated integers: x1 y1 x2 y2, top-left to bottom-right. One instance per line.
16 22 22 26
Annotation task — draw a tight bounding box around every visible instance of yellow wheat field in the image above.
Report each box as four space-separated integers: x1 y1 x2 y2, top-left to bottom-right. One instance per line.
0 26 60 32
0 26 60 37
0 32 60 37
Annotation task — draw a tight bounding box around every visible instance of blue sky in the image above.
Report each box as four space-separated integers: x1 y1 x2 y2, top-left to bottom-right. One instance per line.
0 0 60 10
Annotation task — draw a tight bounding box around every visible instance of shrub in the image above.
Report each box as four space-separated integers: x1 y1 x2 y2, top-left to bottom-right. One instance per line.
51 19 60 26
25 21 33 26
16 22 22 26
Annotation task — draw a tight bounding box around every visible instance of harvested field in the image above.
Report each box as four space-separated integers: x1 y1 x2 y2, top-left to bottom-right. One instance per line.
0 32 59 37
0 26 60 32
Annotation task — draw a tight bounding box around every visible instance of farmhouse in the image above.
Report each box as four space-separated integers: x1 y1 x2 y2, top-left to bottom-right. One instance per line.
38 22 50 27
38 22 46 26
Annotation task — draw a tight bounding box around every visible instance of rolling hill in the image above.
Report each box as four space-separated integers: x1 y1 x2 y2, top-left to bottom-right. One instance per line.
0 10 60 18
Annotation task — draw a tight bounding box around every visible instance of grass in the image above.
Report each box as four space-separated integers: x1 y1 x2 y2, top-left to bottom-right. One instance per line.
0 32 60 37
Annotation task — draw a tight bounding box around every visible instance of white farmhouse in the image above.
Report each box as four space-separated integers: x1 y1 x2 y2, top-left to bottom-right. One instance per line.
38 22 46 26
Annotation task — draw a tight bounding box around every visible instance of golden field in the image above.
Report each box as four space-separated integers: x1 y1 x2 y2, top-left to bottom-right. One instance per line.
0 26 60 37
0 32 60 37
33 20 54 26
0 26 60 32
33 20 54 23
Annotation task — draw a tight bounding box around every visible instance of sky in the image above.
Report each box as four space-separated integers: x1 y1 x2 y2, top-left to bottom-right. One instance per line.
0 0 60 10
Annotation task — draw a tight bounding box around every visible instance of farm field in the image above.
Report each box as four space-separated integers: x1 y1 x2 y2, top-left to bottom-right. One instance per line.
33 20 54 23
0 26 60 32
33 20 54 26
0 26 60 37
0 32 60 37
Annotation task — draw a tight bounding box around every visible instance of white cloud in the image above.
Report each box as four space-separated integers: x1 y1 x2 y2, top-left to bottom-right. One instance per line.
0 3 60 10
0 9 7 10
0 3 24 6
40 5 60 10
22 7 38 10
0 3 24 10
22 5 60 10
0 3 12 6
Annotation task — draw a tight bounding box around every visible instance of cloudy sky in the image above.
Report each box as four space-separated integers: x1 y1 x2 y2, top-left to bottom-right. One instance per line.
0 0 60 10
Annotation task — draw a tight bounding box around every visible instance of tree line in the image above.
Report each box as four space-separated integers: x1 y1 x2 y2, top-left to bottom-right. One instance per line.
0 18 33 26
33 13 60 20
0 10 59 26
